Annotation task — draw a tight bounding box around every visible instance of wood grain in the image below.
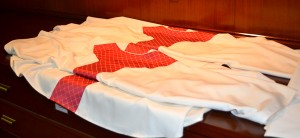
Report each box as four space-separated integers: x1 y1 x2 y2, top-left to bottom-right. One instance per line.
235 0 300 40
1 0 299 42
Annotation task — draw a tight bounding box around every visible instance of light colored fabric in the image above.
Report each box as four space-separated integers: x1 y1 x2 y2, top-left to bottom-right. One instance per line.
4 17 209 137
288 62 300 91
4 16 300 137
97 61 295 124
159 34 300 78
17 58 206 137
264 97 300 138
264 63 300 138
4 16 158 73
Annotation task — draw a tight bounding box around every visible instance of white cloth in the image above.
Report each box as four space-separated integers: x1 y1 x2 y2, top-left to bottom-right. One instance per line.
16 58 208 137
264 63 300 138
264 98 300 138
4 16 300 137
159 34 300 78
4 17 209 137
97 62 295 124
4 16 159 73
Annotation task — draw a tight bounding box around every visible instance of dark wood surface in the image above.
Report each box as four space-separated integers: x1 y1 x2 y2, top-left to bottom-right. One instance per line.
1 0 300 48
0 7 293 138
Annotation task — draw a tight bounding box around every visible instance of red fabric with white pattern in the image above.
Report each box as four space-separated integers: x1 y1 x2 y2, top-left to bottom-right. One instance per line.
50 25 215 112
50 75 95 112
51 43 176 111
74 43 176 80
125 26 215 54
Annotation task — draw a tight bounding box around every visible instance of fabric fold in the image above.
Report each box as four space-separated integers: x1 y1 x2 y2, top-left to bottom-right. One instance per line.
4 16 300 138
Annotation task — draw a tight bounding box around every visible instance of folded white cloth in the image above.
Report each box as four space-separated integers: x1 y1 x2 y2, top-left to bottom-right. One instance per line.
4 16 300 137
97 61 295 124
159 34 300 78
16 58 208 137
264 62 300 138
4 16 159 73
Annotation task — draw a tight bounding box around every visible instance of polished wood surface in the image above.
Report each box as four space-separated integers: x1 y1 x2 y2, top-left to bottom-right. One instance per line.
0 99 92 138
1 0 300 48
235 0 300 40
